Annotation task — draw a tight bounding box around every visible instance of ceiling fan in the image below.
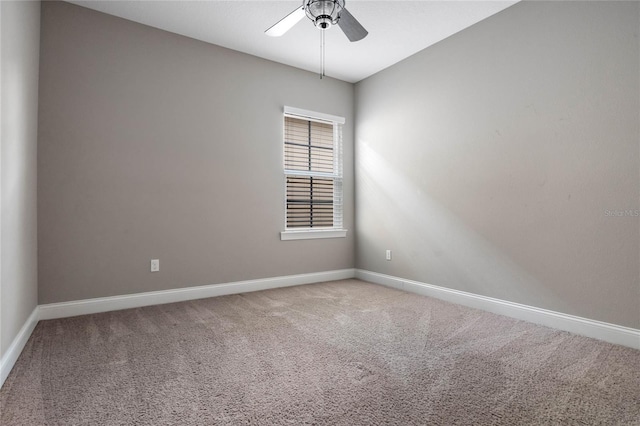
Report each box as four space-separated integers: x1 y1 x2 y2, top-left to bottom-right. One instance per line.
265 0 368 42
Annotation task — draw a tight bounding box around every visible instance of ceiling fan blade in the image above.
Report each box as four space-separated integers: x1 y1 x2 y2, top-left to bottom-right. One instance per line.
338 8 368 42
265 7 306 37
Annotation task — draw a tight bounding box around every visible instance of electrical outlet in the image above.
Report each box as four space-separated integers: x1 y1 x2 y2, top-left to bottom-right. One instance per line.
386 250 392 261
150 259 160 272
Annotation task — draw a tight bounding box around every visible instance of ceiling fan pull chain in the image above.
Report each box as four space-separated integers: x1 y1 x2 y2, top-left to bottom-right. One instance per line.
320 28 325 79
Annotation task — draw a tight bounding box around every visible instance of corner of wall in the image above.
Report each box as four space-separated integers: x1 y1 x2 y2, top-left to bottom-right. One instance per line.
0 0 41 361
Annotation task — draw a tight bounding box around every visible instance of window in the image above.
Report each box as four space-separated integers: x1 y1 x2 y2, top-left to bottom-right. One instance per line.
281 106 346 240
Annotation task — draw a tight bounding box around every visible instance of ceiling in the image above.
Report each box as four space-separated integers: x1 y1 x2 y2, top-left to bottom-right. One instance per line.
67 1 518 83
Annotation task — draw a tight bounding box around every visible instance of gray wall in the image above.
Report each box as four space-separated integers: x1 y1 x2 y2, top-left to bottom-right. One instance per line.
38 1 355 304
1 1 40 356
355 1 640 328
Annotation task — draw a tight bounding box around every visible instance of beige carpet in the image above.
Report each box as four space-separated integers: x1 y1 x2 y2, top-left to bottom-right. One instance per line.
1 279 639 425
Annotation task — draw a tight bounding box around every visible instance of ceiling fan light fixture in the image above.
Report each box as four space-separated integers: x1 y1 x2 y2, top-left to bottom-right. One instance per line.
265 0 367 44
305 0 345 30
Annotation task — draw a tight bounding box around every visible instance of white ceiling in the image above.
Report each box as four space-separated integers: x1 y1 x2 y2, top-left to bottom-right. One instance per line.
67 1 518 83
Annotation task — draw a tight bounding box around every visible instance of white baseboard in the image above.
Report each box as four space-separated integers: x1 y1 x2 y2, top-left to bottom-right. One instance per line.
3 267 636 391
0 307 39 389
38 269 356 320
356 269 640 350
0 269 355 390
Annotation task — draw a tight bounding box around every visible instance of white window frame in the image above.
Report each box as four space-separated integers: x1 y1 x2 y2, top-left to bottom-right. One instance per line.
280 106 347 241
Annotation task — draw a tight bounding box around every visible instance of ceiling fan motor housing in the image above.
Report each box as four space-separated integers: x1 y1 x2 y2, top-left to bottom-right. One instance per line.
305 0 345 30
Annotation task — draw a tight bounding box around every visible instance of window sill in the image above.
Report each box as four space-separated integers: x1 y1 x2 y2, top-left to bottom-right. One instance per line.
280 229 347 241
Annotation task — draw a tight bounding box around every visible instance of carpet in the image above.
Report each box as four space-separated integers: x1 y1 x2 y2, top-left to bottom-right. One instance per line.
1 279 639 425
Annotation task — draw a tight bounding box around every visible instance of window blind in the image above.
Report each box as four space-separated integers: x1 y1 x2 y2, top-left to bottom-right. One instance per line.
284 115 342 229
